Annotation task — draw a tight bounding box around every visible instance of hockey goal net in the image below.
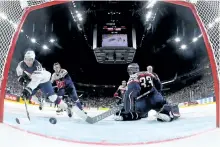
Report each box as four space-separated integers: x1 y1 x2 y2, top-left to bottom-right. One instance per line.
0 0 219 126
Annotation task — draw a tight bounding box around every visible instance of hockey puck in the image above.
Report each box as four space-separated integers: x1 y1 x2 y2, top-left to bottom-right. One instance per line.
15 118 20 124
49 117 57 124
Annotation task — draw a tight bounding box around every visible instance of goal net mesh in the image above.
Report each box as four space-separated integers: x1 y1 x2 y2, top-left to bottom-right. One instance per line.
0 1 219 97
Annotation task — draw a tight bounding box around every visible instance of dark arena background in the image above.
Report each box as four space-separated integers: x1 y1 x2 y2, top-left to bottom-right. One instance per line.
0 1 220 147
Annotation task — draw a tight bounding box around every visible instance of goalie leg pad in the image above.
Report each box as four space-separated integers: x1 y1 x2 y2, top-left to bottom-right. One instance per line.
156 104 180 122
115 112 141 121
124 90 139 113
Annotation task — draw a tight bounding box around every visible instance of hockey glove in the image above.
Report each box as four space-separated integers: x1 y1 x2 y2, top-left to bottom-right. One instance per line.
22 87 32 100
18 76 25 86
18 74 31 87
114 93 119 97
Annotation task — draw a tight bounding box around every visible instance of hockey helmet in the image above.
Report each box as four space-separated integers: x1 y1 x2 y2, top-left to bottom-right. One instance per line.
127 63 139 75
24 50 35 60
53 62 61 72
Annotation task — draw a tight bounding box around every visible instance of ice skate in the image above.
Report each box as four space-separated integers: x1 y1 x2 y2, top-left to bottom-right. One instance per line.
56 107 64 115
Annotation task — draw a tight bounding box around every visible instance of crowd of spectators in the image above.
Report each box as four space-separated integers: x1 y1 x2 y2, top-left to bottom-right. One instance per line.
6 67 215 108
81 97 115 108
165 72 214 103
6 70 22 96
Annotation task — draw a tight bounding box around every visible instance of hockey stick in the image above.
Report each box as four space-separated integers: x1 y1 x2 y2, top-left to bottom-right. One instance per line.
161 73 177 85
15 84 31 124
73 105 123 124
73 91 151 124
23 97 31 121
15 96 31 124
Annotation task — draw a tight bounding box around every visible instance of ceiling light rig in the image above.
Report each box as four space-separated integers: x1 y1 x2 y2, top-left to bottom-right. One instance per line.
108 12 121 15
0 12 59 51
140 1 220 51
69 3 91 48
140 1 158 47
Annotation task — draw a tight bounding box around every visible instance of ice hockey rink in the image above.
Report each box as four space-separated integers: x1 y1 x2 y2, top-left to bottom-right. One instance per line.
0 101 220 147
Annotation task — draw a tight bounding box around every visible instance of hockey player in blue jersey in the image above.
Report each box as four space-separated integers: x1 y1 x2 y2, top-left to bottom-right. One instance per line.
16 50 72 117
51 62 86 114
115 63 180 122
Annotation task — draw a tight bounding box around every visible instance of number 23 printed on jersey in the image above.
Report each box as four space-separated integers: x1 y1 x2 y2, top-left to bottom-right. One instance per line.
140 76 154 88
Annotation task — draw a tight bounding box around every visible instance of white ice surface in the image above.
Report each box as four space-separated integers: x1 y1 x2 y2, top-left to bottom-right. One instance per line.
1 101 219 147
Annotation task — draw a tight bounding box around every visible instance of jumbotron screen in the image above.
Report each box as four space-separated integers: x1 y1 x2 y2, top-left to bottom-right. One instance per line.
101 34 128 47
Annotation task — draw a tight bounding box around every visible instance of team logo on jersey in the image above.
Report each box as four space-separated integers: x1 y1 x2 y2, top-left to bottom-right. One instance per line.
56 80 65 89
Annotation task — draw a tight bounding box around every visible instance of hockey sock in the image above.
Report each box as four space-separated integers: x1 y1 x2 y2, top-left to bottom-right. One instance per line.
58 100 68 110
54 97 61 104
76 101 83 110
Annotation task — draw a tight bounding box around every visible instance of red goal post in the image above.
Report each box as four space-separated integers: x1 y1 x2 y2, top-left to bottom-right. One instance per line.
0 0 219 127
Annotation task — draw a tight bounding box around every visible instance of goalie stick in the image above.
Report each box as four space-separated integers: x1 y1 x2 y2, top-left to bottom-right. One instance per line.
73 105 123 124
73 91 151 124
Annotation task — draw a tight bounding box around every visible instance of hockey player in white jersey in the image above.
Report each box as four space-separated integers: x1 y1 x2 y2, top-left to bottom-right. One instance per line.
16 50 72 117
51 62 86 114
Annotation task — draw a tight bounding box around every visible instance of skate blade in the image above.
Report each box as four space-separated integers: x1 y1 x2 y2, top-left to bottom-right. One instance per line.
56 113 63 115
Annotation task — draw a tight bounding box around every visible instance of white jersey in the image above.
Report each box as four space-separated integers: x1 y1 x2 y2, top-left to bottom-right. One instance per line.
16 60 51 90
51 69 68 83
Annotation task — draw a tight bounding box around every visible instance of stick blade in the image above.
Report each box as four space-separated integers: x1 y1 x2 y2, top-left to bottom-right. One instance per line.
72 106 92 123
15 118 31 125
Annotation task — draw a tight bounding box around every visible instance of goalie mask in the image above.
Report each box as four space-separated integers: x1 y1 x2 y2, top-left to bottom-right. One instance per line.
127 63 139 75
24 50 35 67
53 62 61 73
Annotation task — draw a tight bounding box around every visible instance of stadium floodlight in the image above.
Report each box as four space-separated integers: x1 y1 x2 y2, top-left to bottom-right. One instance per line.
21 29 24 33
13 23 18 29
0 13 7 19
77 13 82 18
208 23 214 28
198 34 202 38
42 45 48 50
30 38 36 43
175 37 181 42
49 38 55 43
180 44 187 49
78 17 83 21
192 37 198 42
147 0 157 9
146 11 152 21
214 17 220 23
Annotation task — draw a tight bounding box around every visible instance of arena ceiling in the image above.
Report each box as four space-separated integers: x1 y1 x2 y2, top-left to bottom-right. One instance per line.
12 1 210 86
